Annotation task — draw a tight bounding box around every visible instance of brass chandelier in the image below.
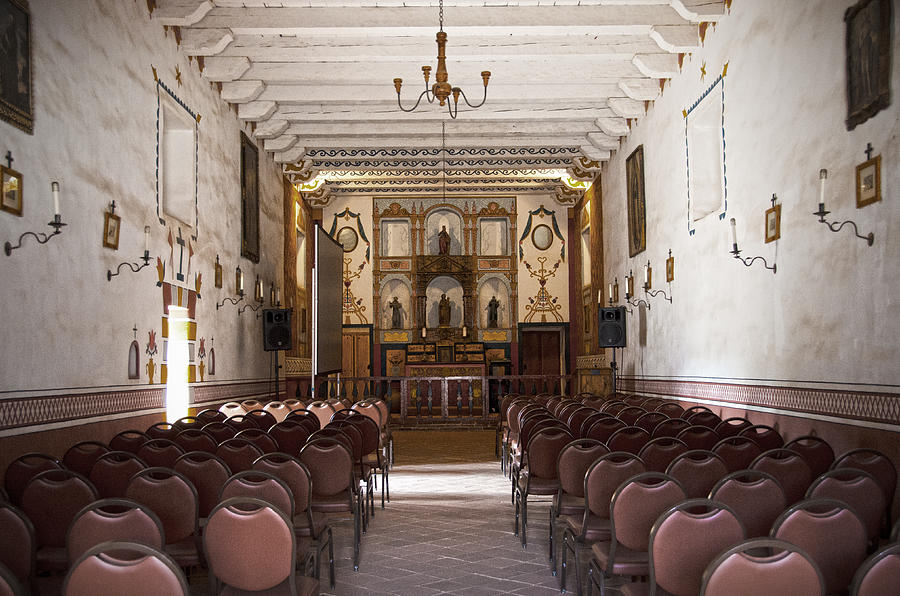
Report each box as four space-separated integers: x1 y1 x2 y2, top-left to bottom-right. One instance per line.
393 0 491 119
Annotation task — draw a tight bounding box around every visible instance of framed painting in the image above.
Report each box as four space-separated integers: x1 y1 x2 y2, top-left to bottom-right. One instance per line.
764 204 781 243
0 0 33 134
626 145 646 257
531 223 553 251
856 154 881 208
1 164 22 216
240 131 260 263
103 211 120 249
845 0 893 130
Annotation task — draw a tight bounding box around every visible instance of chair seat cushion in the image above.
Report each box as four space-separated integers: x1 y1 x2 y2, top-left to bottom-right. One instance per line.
591 541 649 577
311 494 352 514
165 537 201 567
517 472 560 495
292 514 329 538
553 493 584 517
563 514 610 542
36 546 67 572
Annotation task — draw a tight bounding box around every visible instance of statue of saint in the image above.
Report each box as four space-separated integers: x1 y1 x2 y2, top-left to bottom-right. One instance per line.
487 295 500 328
438 293 451 327
438 225 450 255
388 296 403 329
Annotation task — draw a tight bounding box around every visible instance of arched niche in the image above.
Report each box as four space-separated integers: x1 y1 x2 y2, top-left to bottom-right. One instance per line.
425 276 464 328
477 275 512 329
424 208 462 255
380 275 412 329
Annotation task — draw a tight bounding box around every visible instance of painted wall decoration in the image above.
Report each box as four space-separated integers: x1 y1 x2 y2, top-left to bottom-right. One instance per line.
523 256 563 323
146 330 157 383
518 205 565 261
626 145 646 256
328 207 371 262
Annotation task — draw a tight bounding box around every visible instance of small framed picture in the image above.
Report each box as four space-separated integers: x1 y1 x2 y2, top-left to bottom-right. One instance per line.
856 155 881 208
214 259 223 288
103 211 121 249
765 204 781 244
1 164 23 216
665 255 675 282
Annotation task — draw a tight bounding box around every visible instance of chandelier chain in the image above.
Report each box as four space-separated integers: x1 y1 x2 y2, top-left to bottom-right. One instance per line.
439 0 444 32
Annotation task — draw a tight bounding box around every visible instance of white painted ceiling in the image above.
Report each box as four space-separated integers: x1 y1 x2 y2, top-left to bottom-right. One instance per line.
153 0 728 204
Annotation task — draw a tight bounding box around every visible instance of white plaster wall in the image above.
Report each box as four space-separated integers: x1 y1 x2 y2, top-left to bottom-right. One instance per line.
0 1 284 393
322 198 373 324
516 194 570 322
602 0 899 388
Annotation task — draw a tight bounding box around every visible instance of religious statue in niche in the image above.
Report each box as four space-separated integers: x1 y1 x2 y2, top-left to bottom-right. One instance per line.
438 225 450 255
487 296 500 328
438 293 451 327
388 296 403 329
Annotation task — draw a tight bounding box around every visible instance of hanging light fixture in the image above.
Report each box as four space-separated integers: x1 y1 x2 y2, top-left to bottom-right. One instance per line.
393 0 491 119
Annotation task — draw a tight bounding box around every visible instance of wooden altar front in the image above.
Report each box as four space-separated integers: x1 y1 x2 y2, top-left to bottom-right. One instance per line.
402 363 487 419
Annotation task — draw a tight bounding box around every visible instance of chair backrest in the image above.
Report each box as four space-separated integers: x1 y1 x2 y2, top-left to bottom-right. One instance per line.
219 470 294 519
749 448 813 505
109 430 151 454
832 448 897 523
599 400 627 415
196 408 227 424
145 422 179 441
172 429 218 454
88 451 147 499
700 537 825 596
234 428 279 454
63 541 190 596
713 417 752 438
606 426 651 455
655 402 685 417
124 468 199 546
346 414 380 458
172 416 202 432
0 561 24 596
173 452 232 519
215 438 264 474
135 439 185 469
298 439 354 499
738 424 783 451
577 411 613 437
556 402 583 424
784 435 835 478
638 437 689 473
262 401 290 422
218 402 246 418
286 409 321 433
805 468 885 542
584 452 645 518
63 442 110 478
681 405 714 419
203 498 296 593
708 469 786 538
850 542 900 596
565 407 595 438
772 498 868 595
267 420 312 456
634 411 669 434
616 406 647 426
224 414 259 433
252 453 312 518
66 498 165 563
308 427 354 456
307 401 337 430
609 472 686 555
650 417 691 439
556 439 610 499
649 498 745 596
283 398 306 412
686 411 722 429
4 453 62 505
328 421 365 461
200 421 236 444
0 503 35 589
241 400 263 412
523 428 574 480
584 417 627 443
245 409 278 431
711 436 763 472
21 469 98 548
676 425 721 451
666 450 728 498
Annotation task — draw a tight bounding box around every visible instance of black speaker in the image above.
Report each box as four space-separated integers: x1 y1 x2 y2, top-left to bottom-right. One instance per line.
597 306 627 348
262 308 293 351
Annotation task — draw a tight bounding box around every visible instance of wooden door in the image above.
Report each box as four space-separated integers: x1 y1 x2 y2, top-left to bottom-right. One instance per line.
520 329 561 378
341 327 371 398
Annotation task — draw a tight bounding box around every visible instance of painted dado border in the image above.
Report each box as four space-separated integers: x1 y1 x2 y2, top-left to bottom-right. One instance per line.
619 377 900 427
0 381 271 432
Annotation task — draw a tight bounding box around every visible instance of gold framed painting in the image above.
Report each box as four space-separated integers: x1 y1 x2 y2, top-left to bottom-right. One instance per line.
626 145 646 257
764 203 781 243
856 154 881 208
103 211 120 249
1 164 22 216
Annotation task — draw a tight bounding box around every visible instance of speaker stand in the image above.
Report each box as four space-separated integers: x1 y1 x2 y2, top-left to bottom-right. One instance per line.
273 350 281 402
610 347 618 396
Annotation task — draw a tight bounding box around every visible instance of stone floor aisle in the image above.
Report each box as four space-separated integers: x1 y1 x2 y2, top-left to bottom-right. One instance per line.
320 430 566 596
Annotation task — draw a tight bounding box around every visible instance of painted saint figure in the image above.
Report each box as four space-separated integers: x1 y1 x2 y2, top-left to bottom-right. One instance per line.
438 225 450 255
438 293 451 327
388 296 403 329
487 296 500 328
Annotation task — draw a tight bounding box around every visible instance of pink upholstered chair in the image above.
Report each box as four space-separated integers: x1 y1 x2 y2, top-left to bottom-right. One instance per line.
268 420 312 456
219 470 294 519
587 472 686 595
832 448 897 536
200 421 236 444
0 561 24 596
0 503 35 594
665 450 728 498
109 430 151 453
4 453 62 506
88 451 147 498
515 427 575 547
686 410 722 429
63 442 109 478
196 408 227 424
675 425 721 451
616 406 647 426
583 417 626 443
851 542 900 596
749 448 813 505
246 409 278 430
215 437 264 473
708 469 786 538
173 451 232 519
306 401 337 431
135 438 185 469
784 435 835 478
66 498 164 563
620 499 745 596
64 542 189 596
606 426 651 455
682 405 714 419
145 422 179 441
650 417 691 439
654 402 684 418
805 468 886 543
713 416 752 438
224 414 260 433
712 436 763 472
637 437 689 473
738 424 783 451
286 409 322 432
566 407 597 438
235 428 279 454
172 416 203 432
218 402 245 419
633 411 668 435
172 429 218 454
263 401 291 422
700 538 824 596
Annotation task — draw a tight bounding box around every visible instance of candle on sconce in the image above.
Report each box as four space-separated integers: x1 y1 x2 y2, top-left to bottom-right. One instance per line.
236 267 244 294
275 287 281 306
421 327 427 339
819 168 827 210
51 182 60 217
462 325 468 338
143 226 150 254
730 218 738 250
644 263 649 286
608 283 613 302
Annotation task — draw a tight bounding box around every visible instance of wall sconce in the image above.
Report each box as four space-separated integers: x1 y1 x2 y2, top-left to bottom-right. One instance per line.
625 269 650 310
813 168 874 246
421 326 427 339
4 181 67 256
607 277 620 304
644 259 672 303
108 226 152 281
730 218 776 273
462 325 468 339
269 282 280 307
239 276 265 314
216 266 244 310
